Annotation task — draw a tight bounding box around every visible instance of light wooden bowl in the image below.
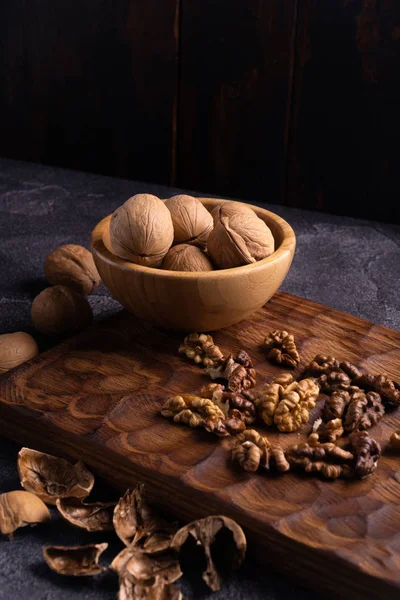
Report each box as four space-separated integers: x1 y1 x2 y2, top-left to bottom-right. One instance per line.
91 199 296 331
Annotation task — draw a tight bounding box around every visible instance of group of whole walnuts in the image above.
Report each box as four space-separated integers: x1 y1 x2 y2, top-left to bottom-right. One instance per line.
109 193 275 271
161 330 400 481
0 244 100 374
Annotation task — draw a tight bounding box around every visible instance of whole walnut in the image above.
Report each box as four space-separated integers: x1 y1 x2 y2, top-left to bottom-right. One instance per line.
31 285 93 335
109 194 174 267
0 332 39 373
162 244 214 272
207 201 275 269
45 244 100 295
164 195 213 248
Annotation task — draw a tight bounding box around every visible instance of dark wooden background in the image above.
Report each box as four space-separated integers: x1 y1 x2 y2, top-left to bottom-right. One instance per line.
0 0 399 222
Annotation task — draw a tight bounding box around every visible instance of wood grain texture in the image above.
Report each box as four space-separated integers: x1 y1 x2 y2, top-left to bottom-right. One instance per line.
91 199 296 331
286 0 400 222
176 0 297 203
0 0 179 184
0 293 399 598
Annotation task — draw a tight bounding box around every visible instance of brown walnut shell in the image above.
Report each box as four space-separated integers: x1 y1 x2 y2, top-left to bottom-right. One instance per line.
171 515 246 591
0 332 38 373
164 194 213 248
113 486 161 547
31 285 93 335
0 490 50 535
207 201 275 269
45 244 100 295
18 447 94 505
43 543 108 576
162 244 214 272
56 497 115 532
110 194 174 266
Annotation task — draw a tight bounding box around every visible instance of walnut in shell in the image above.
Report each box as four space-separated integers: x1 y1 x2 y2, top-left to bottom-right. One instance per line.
18 448 94 505
43 543 108 576
31 285 93 335
0 490 50 535
0 332 38 373
171 515 246 591
162 244 214 272
207 201 275 269
57 498 115 532
164 195 213 248
44 244 100 295
109 194 174 266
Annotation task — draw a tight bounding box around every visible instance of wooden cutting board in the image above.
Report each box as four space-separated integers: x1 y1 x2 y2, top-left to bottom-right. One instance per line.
0 292 399 599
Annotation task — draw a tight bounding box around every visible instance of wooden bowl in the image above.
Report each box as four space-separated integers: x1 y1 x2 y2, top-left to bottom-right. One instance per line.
91 199 296 331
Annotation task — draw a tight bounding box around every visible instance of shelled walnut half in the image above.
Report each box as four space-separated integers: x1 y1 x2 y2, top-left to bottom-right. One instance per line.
206 350 256 392
286 436 354 480
232 430 289 473
179 333 224 368
263 330 300 368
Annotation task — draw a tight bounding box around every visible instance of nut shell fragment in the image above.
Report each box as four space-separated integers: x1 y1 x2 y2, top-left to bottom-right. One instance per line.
0 332 39 373
113 486 165 547
390 431 400 449
57 497 115 532
171 515 246 591
45 244 100 295
0 490 50 535
43 543 108 576
18 448 94 505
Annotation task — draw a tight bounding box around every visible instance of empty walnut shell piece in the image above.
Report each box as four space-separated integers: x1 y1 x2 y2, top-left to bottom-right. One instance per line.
31 285 93 335
57 498 115 532
0 332 39 373
164 195 213 248
162 244 214 272
110 194 174 266
18 448 94 505
0 490 50 535
43 543 108 576
45 244 100 295
171 515 246 591
207 201 275 269
113 486 161 547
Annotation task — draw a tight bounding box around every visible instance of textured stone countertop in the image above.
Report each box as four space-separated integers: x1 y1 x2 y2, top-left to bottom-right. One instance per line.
0 158 399 599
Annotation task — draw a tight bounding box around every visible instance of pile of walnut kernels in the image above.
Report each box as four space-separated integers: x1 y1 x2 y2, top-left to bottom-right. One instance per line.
0 448 247 599
161 330 400 480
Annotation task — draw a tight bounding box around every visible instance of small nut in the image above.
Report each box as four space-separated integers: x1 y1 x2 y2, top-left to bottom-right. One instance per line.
0 332 38 373
31 285 93 335
164 195 213 248
162 244 214 272
45 244 100 295
207 201 275 269
109 194 174 266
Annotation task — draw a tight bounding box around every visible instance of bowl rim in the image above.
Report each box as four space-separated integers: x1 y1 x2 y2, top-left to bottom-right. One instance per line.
91 198 296 280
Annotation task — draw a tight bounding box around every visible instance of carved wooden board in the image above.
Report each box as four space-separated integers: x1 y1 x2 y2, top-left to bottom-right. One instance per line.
0 292 399 599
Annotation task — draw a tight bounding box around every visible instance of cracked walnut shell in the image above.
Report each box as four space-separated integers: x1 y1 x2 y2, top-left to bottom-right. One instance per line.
57 498 115 532
110 194 174 266
18 447 94 505
31 285 93 335
45 244 100 295
207 201 275 269
171 515 246 592
164 195 213 248
43 543 108 576
0 490 50 535
162 244 214 272
0 332 38 373
390 431 400 449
